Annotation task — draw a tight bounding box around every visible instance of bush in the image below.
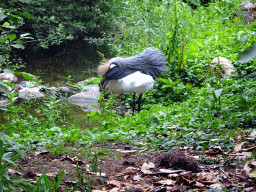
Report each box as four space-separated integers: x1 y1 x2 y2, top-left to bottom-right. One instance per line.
1 0 116 56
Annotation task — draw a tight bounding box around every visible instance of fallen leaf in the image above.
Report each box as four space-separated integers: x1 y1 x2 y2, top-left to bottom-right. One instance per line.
133 174 142 181
234 142 245 152
242 146 256 152
108 188 119 192
123 167 138 175
158 179 174 185
179 171 192 176
244 187 255 192
115 172 124 177
191 155 200 160
209 183 224 189
159 169 184 174
89 171 106 177
243 161 254 176
237 134 242 140
193 181 205 187
7 169 24 176
34 150 49 156
250 130 256 137
141 162 155 174
249 162 256 178
115 149 137 154
236 152 252 158
46 172 58 177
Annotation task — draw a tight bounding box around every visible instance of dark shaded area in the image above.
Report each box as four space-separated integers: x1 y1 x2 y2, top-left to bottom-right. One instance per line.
2 0 117 67
155 150 200 172
183 0 213 9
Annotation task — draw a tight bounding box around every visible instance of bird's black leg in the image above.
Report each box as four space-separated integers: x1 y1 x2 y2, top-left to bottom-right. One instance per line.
137 93 143 113
131 92 136 116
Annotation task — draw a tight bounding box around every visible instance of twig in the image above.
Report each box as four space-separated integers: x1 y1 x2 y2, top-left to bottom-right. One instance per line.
219 167 230 178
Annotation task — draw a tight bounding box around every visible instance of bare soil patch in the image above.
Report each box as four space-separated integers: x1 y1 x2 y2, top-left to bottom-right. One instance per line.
11 143 256 191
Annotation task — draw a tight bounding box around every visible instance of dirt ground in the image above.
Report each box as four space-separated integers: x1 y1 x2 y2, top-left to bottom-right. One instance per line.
10 142 256 192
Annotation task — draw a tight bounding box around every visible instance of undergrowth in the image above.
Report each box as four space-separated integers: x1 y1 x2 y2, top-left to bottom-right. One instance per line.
0 0 256 191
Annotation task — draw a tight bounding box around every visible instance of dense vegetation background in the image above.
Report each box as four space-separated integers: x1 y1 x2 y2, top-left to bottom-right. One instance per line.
0 0 256 191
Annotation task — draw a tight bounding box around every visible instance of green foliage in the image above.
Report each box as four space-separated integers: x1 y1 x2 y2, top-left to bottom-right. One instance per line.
74 153 105 192
106 0 254 105
79 78 256 151
0 6 28 63
1 0 116 51
0 1 255 190
33 170 65 192
0 6 31 98
0 140 32 192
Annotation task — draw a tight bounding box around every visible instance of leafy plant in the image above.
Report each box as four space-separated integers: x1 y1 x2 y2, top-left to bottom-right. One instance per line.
1 0 116 53
0 140 32 192
33 170 65 192
0 7 31 99
74 153 105 192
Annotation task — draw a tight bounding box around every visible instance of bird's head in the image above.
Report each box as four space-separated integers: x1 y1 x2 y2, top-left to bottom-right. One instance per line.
98 61 110 77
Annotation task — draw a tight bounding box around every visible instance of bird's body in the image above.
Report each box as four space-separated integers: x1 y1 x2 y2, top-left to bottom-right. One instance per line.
103 70 154 94
98 48 166 115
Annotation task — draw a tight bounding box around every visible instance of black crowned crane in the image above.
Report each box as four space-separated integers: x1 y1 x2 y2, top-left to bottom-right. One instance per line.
98 48 166 115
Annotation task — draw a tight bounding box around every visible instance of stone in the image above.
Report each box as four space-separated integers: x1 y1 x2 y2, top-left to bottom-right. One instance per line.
0 73 18 83
239 1 254 10
211 57 237 78
82 84 100 93
17 81 37 89
48 87 59 97
238 1 256 24
68 84 100 112
0 84 16 94
18 87 44 99
58 87 74 97
0 96 10 107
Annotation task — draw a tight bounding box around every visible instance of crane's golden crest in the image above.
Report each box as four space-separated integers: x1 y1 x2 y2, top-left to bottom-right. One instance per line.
97 61 110 77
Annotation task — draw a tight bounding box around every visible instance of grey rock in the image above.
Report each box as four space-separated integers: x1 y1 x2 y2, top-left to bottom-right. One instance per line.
68 84 100 112
0 96 10 107
211 57 237 78
239 1 256 24
0 84 16 93
58 87 74 97
18 87 44 99
239 1 254 10
48 87 59 97
0 73 18 83
18 81 37 89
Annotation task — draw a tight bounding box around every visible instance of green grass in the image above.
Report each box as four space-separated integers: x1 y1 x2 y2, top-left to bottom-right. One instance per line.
1 74 255 155
1 0 256 190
